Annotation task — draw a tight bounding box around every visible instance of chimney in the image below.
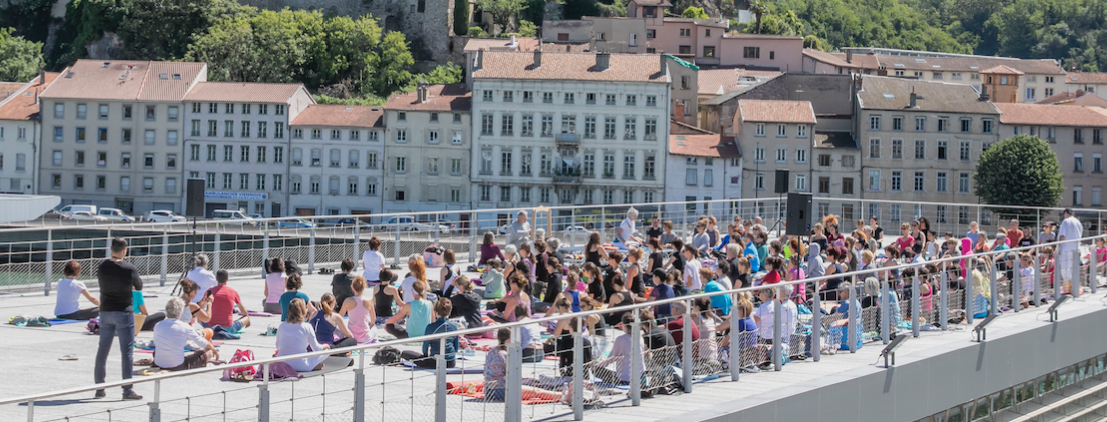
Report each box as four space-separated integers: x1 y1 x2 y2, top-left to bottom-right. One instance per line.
476 48 484 70
909 91 917 108
846 50 853 63
660 54 667 76
595 52 610 70
38 69 45 85
417 84 428 103
510 34 517 49
979 85 990 102
533 49 542 68
674 102 685 123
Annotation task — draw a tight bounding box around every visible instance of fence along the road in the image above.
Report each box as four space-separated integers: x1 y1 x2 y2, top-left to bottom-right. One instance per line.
1 232 1104 422
2 198 1105 294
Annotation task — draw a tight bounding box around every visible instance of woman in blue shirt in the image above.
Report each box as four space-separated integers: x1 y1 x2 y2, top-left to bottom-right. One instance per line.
399 298 459 368
279 273 316 321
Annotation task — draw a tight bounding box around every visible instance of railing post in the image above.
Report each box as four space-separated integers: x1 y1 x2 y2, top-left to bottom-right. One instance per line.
1092 242 1099 294
213 232 221 273
469 212 477 263
353 364 365 422
353 223 361 265
1012 260 1021 313
881 273 889 344
262 228 270 279
811 280 821 362
572 316 584 421
105 228 112 258
630 309 642 406
1071 248 1081 299
773 294 783 368
505 326 522 422
730 290 740 381
1033 256 1041 307
435 338 447 422
159 228 168 287
682 301 693 392
966 262 975 325
940 263 949 330
258 363 271 422
1053 252 1060 300
393 222 402 267
43 229 52 296
149 379 161 422
569 209 577 249
434 213 441 244
308 224 316 275
989 259 999 316
911 274 920 338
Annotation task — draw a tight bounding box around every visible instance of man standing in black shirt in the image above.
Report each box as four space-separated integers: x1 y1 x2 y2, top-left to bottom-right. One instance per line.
93 238 143 400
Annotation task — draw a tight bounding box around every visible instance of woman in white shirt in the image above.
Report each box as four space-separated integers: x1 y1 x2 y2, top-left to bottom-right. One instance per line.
54 260 100 320
361 237 387 284
276 298 331 372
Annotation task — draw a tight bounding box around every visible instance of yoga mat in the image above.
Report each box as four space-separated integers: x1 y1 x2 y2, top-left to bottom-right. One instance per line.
47 319 84 325
299 356 353 378
247 311 275 317
402 360 485 374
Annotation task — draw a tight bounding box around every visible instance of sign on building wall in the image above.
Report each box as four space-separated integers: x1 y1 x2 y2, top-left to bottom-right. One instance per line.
204 191 269 201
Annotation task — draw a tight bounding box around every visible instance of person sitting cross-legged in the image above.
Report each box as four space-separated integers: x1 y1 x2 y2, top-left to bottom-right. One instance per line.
153 297 218 371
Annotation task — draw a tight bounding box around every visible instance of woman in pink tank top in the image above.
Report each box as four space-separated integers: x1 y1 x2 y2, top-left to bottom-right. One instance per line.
340 277 377 344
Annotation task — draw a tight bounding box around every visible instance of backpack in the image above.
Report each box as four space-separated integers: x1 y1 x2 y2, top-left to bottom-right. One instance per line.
284 260 303 276
373 346 402 365
222 349 257 381
86 318 100 334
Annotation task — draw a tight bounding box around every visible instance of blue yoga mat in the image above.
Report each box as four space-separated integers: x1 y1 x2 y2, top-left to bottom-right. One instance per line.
48 319 84 325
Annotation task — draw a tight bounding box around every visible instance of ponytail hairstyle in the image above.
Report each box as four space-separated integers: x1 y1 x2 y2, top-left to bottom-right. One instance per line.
320 293 336 316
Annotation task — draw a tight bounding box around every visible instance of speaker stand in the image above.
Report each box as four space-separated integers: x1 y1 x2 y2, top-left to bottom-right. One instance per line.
768 192 785 237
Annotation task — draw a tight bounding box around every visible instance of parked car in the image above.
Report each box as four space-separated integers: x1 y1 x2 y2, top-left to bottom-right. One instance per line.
40 210 69 220
97 208 135 222
211 210 255 226
57 204 97 217
278 218 317 228
378 216 449 233
333 218 371 229
410 221 450 233
146 210 187 223
69 211 108 222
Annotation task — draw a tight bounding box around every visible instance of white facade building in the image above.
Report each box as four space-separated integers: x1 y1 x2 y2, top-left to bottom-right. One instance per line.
470 51 672 223
182 82 314 217
0 73 56 195
288 104 385 218
663 122 741 217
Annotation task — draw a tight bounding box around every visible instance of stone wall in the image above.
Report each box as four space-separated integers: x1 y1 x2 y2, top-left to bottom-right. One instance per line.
237 0 457 64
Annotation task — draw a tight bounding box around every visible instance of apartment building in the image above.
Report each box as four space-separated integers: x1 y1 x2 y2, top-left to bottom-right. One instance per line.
382 84 472 215
995 103 1107 210
1066 72 1107 99
0 73 57 194
664 121 741 216
1036 90 1107 108
541 18 646 54
182 82 314 217
38 60 207 214
856 76 1001 225
804 48 1065 103
288 105 385 218
810 131 861 220
734 99 816 218
470 51 672 221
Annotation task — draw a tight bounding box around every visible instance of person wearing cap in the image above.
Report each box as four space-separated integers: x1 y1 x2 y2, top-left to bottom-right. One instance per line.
1057 208 1083 289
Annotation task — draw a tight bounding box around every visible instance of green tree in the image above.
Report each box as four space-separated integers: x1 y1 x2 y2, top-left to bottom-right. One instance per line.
749 0 767 34
0 28 45 81
521 0 544 24
681 6 709 19
454 0 470 36
516 20 538 37
402 62 462 91
476 0 527 33
974 135 1063 220
372 31 413 96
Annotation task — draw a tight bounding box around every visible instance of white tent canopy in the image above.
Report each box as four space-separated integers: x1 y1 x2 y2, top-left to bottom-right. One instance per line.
0 195 61 223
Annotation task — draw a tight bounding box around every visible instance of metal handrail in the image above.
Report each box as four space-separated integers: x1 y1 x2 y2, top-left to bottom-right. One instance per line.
3 196 1103 234
1 232 1101 407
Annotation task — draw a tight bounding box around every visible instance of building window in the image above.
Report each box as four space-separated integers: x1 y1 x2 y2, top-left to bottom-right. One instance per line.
913 171 925 191
1075 128 1085 144
1073 186 1083 206
892 139 903 159
870 115 881 130
959 172 970 193
795 149 807 163
755 124 765 136
868 170 880 191
869 138 880 158
915 117 925 132
755 173 764 190
603 153 615 178
623 155 635 179
501 115 513 136
818 154 831 167
754 148 765 162
603 117 616 139
395 156 406 172
937 140 948 160
543 92 553 103
451 158 462 175
936 172 947 192
563 93 573 104
703 46 715 58
624 119 636 140
795 174 806 191
501 151 512 175
892 116 903 131
818 177 830 194
644 155 656 179
743 47 760 59
982 119 993 134
542 115 555 137
891 171 902 191
775 147 786 163
396 129 407 142
842 177 854 195
1094 154 1102 173
1074 153 1084 172
646 96 657 107
797 125 807 138
500 186 511 202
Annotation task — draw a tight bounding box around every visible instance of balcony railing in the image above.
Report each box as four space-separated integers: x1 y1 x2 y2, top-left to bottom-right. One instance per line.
556 132 579 144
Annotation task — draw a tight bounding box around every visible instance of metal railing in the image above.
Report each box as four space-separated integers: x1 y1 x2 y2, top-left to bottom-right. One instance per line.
3 197 1105 294
2 227 1104 421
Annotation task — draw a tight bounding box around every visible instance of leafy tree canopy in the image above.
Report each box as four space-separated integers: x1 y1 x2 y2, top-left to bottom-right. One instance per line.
974 134 1064 220
0 28 45 82
681 6 709 19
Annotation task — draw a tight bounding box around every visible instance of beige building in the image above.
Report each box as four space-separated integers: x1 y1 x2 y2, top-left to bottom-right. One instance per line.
382 83 472 215
0 73 57 195
39 60 207 214
805 48 1065 104
734 99 816 218
663 122 741 217
289 105 386 218
995 103 1107 209
182 82 314 217
856 76 1000 225
811 131 861 220
1066 72 1107 99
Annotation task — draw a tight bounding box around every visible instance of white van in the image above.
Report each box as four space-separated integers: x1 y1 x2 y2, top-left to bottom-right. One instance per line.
58 204 97 216
211 209 255 226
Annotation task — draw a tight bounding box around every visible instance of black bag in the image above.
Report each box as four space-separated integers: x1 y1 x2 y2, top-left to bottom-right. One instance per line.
284 260 303 276
373 346 402 365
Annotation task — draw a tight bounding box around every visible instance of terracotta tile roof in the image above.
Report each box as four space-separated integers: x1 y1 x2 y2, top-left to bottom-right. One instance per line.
980 65 1024 75
814 131 857 149
541 42 592 53
721 32 802 40
737 99 816 124
671 119 714 135
663 17 729 28
871 55 1061 75
0 73 59 121
630 0 672 6
1035 90 1107 107
856 76 999 115
291 104 384 128
385 84 471 112
0 82 26 99
1067 72 1107 84
994 103 1107 127
40 60 205 101
697 68 780 96
802 49 879 69
670 133 740 158
464 37 540 52
473 51 668 83
185 81 307 103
